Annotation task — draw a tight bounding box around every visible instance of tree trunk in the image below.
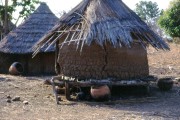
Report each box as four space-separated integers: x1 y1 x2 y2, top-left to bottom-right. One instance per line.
4 0 8 34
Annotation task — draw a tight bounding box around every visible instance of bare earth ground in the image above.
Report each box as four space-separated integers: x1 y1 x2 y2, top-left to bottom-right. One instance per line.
0 43 180 120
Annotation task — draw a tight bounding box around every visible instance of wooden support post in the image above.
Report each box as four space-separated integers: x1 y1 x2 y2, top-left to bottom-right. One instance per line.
146 83 150 94
65 81 71 100
51 78 60 104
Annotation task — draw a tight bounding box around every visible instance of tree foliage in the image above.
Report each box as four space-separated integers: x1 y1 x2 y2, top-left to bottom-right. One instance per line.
135 1 161 22
135 1 164 37
0 0 39 26
158 0 180 38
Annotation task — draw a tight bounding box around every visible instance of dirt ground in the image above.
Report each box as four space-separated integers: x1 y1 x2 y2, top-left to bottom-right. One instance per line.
0 43 180 120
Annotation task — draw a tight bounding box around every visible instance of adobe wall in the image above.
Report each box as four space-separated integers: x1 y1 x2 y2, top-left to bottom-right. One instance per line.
57 42 149 80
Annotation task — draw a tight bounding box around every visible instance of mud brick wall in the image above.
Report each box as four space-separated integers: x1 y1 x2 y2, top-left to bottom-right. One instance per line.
105 43 149 79
58 42 106 79
57 42 149 80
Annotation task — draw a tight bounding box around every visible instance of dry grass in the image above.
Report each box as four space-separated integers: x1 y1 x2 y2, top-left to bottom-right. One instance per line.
148 43 180 77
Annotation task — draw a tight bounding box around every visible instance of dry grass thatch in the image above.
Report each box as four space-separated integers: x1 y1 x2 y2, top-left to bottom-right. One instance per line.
33 0 169 56
0 2 58 54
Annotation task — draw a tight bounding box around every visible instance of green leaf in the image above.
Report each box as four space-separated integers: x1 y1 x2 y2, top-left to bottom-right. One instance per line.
158 0 180 37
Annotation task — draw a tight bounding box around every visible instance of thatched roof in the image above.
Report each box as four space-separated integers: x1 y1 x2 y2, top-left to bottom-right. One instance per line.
0 2 58 54
34 0 169 56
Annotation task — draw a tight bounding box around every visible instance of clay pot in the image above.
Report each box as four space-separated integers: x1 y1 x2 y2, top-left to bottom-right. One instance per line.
9 62 24 75
157 78 173 91
90 85 111 101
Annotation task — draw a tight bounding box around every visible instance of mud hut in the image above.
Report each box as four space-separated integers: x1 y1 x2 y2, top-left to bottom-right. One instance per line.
34 0 169 80
0 2 58 75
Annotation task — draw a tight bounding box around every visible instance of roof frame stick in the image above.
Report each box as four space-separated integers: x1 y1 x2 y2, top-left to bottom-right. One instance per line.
40 34 56 49
55 30 81 33
35 24 62 47
59 32 70 49
80 37 85 52
76 21 86 50
74 12 89 25
35 24 67 52
45 32 66 52
68 32 76 45
32 33 56 51
59 39 84 46
68 23 81 45
32 34 57 57
59 24 77 48
32 49 41 58
73 22 83 42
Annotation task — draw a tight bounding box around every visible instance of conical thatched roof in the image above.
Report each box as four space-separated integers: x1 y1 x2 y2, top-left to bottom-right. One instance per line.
34 0 169 56
0 2 58 54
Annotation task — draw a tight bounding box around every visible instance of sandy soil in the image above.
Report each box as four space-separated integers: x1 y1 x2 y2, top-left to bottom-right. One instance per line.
0 43 180 120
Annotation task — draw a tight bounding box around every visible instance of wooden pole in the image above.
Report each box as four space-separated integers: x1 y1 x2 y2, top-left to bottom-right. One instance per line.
4 0 8 34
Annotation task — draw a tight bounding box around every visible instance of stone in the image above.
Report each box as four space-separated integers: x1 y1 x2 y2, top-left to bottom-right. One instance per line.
6 99 11 103
23 101 28 105
6 95 11 99
46 96 50 98
12 96 20 101
57 96 62 101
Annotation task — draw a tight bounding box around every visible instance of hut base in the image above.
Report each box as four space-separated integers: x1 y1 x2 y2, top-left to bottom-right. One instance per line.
50 75 155 104
0 52 55 75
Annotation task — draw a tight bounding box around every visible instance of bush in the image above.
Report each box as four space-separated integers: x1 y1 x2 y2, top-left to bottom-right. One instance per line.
158 0 180 38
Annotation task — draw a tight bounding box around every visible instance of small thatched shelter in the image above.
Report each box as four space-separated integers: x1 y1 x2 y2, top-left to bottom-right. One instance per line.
34 0 169 80
0 2 58 75
0 21 16 40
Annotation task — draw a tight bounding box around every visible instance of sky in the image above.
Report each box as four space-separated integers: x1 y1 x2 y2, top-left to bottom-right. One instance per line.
40 0 172 18
12 0 172 25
